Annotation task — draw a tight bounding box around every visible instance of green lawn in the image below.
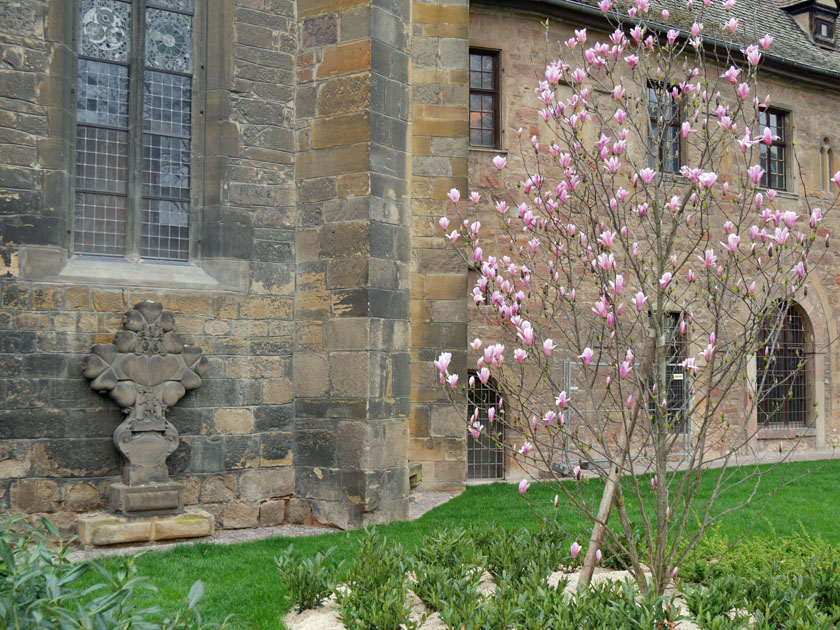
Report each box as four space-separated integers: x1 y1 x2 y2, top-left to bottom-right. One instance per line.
81 458 840 629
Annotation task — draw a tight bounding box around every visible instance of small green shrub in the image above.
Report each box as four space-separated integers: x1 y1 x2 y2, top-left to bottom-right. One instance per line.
274 544 341 612
337 530 425 630
0 516 231 630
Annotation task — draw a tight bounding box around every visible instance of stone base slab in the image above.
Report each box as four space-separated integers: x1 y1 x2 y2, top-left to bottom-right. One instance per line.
110 481 184 515
77 508 214 548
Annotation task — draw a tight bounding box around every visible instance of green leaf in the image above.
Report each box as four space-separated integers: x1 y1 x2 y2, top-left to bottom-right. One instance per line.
187 579 205 609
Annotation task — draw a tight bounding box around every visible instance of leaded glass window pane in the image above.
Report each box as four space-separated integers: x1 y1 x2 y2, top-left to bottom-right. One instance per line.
142 199 189 261
149 0 194 10
74 193 127 256
77 60 129 127
145 8 193 73
74 0 193 261
143 134 190 200
143 71 191 136
78 0 131 62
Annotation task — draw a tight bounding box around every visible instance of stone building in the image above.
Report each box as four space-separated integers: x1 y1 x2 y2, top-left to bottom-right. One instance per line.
0 0 838 535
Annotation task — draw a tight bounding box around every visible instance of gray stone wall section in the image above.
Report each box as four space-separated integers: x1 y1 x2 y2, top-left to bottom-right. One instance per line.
293 0 412 528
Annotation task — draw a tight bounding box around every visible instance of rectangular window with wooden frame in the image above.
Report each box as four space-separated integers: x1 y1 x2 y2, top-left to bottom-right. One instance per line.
469 49 499 148
646 83 680 173
74 0 196 262
760 108 787 191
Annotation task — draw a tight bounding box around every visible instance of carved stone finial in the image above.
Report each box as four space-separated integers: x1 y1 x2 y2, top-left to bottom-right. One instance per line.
83 300 207 514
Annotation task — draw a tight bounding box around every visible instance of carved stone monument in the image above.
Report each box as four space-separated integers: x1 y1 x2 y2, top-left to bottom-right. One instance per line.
83 300 207 516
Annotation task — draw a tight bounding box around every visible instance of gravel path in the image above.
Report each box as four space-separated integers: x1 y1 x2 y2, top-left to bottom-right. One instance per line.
67 491 460 563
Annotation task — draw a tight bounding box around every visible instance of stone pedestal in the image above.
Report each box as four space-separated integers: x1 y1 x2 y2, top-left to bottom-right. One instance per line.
77 508 214 549
110 481 184 515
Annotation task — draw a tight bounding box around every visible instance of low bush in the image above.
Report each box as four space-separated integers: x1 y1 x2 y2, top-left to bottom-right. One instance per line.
0 516 232 630
336 530 426 630
274 544 341 613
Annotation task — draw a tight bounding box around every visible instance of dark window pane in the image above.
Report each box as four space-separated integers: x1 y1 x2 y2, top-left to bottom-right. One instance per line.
145 8 193 73
470 129 483 145
470 93 482 110
482 130 494 146
75 126 129 194
482 55 493 72
78 0 131 62
470 54 482 71
143 70 191 136
482 72 493 89
74 192 127 256
76 60 129 127
142 199 189 261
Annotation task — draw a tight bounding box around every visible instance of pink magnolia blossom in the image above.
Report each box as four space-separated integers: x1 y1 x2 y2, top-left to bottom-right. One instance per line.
519 479 530 496
596 549 603 564
574 465 582 480
447 230 459 244
625 54 639 68
492 155 507 170
703 343 714 362
544 410 556 426
723 233 740 253
759 34 773 50
543 338 557 356
519 441 533 456
638 167 656 184
724 17 739 32
747 164 765 184
469 422 483 440
570 542 583 560
736 82 750 100
447 188 460 203
579 347 593 365
659 272 673 289
434 352 451 375
619 361 632 379
626 394 633 409
672 566 679 580
556 391 568 408
438 216 449 230
514 348 527 364
795 261 805 278
721 65 741 84
667 29 678 45
687 268 696 282
447 373 459 388
633 291 647 311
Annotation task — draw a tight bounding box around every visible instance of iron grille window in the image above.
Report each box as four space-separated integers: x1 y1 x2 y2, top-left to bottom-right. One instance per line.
759 108 787 191
647 84 680 173
74 0 194 262
758 306 809 427
467 372 505 480
469 50 499 148
649 312 687 433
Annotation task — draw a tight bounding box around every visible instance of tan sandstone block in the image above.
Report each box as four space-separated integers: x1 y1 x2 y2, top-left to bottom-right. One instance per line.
214 408 254 434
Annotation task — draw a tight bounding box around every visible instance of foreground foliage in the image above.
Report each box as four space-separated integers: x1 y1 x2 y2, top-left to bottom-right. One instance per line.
0 516 233 630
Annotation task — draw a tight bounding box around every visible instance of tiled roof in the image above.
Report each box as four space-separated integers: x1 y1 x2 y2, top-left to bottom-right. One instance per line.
524 0 840 79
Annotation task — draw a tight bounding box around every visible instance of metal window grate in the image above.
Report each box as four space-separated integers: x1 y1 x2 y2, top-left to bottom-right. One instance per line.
758 306 808 427
649 312 688 434
467 373 505 480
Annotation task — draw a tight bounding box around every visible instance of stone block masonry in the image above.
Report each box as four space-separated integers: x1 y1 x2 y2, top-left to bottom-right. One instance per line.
408 0 470 491
0 0 473 535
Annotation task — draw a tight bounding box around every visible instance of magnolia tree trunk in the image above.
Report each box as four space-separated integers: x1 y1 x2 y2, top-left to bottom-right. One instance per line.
433 0 838 596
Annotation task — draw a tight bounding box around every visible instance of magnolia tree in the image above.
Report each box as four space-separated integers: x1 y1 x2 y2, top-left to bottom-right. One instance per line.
435 0 838 596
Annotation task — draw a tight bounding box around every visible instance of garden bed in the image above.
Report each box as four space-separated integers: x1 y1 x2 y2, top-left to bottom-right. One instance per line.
283 567 703 630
